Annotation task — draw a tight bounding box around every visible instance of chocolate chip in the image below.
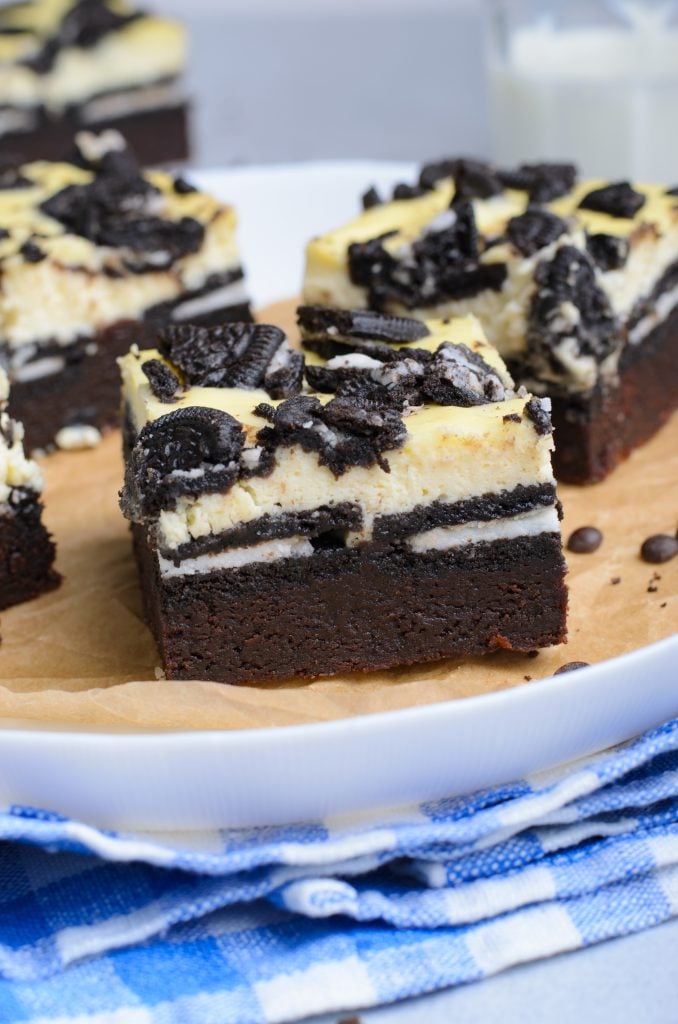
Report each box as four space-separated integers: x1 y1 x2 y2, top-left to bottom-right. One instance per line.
173 176 197 195
20 240 45 263
126 406 244 517
141 359 181 403
640 534 678 564
498 162 577 203
567 526 603 554
586 233 629 271
578 182 645 219
524 397 552 435
297 306 430 345
158 322 289 394
361 186 382 210
392 182 427 200
506 208 567 256
553 661 590 675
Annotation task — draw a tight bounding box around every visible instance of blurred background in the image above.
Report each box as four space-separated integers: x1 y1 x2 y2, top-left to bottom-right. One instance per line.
151 0 678 181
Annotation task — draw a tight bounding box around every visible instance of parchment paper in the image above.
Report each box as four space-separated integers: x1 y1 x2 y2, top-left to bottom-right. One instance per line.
0 299 675 730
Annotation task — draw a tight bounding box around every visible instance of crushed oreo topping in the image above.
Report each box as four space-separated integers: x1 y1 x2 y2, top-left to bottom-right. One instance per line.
20 239 45 263
392 182 427 201
40 142 204 270
506 208 567 256
124 406 245 518
298 306 430 345
498 162 577 203
578 181 645 219
141 359 181 403
421 343 506 406
0 160 31 190
361 186 382 210
23 0 141 74
0 228 9 241
666 185 678 197
586 233 629 271
418 157 504 199
158 322 302 399
526 245 618 381
524 397 552 435
503 412 522 423
173 176 198 195
253 395 406 477
348 202 506 311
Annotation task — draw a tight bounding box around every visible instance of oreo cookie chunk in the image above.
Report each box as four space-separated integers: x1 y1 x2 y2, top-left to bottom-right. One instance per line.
253 394 407 477
526 245 618 386
421 342 506 407
418 157 504 199
347 202 507 312
498 162 577 203
578 182 645 219
506 208 567 257
158 323 303 398
124 406 245 518
586 233 629 271
141 359 182 403
298 306 430 359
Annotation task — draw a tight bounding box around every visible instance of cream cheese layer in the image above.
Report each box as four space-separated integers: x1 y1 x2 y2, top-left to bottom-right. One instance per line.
0 160 243 348
120 315 557 554
303 177 678 385
0 4 185 114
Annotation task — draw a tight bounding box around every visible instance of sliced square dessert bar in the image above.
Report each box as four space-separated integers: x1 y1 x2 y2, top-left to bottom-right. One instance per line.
303 159 678 483
0 132 251 452
119 308 567 684
0 368 59 608
0 0 188 165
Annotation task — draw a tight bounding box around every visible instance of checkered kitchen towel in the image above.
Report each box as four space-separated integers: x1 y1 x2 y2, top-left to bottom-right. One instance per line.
0 717 676 1023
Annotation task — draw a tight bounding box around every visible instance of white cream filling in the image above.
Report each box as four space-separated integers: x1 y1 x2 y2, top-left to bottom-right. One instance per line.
629 282 678 344
12 355 65 382
158 536 314 578
54 424 102 450
407 505 560 553
80 82 184 125
0 369 42 500
170 279 249 322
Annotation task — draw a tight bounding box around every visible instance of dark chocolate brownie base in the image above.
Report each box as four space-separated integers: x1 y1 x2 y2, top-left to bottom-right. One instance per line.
133 525 567 684
10 285 253 454
0 494 60 610
0 103 189 166
547 307 678 484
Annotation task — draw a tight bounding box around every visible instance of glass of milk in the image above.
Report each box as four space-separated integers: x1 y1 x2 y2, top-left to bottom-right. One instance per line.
486 0 678 180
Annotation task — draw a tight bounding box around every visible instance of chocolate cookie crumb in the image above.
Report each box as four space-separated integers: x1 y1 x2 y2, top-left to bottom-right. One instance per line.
578 182 645 219
567 526 603 554
527 650 539 659
173 176 197 195
503 413 522 423
610 576 621 585
524 675 532 681
647 583 659 593
586 233 629 271
362 186 381 210
640 534 678 564
141 359 181 403
554 661 590 675
524 397 552 435
661 602 667 608
20 240 46 263
506 208 566 256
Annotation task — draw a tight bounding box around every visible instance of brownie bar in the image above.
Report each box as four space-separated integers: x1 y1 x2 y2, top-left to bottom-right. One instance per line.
133 524 566 683
303 158 678 483
120 311 567 685
0 493 59 610
0 102 189 167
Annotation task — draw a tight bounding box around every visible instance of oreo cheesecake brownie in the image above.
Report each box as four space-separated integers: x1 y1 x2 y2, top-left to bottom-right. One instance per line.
0 368 59 608
119 308 567 684
0 0 188 165
303 159 678 483
0 131 251 452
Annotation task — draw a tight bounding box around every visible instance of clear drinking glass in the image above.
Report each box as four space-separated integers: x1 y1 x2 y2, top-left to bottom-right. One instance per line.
486 0 678 180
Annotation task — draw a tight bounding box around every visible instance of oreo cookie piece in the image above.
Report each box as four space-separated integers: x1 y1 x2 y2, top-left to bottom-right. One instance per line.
417 157 504 198
19 240 46 263
263 346 305 400
527 245 618 373
525 397 552 435
392 183 427 201
586 233 629 271
173 176 198 196
158 322 288 394
506 208 567 256
665 185 678 197
104 216 204 270
578 182 645 219
0 161 31 190
125 406 245 517
421 342 506 407
141 359 181 403
361 186 382 210
297 306 430 345
498 162 577 203
23 0 141 74
254 393 407 477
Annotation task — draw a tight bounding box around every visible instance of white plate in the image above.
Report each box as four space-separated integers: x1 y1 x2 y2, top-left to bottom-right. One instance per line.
1 162 676 832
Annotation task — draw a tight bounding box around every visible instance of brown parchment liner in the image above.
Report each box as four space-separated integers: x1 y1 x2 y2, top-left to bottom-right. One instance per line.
0 299 675 731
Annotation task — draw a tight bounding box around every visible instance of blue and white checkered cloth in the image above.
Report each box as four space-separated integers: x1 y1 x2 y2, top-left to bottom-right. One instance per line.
0 716 676 1023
